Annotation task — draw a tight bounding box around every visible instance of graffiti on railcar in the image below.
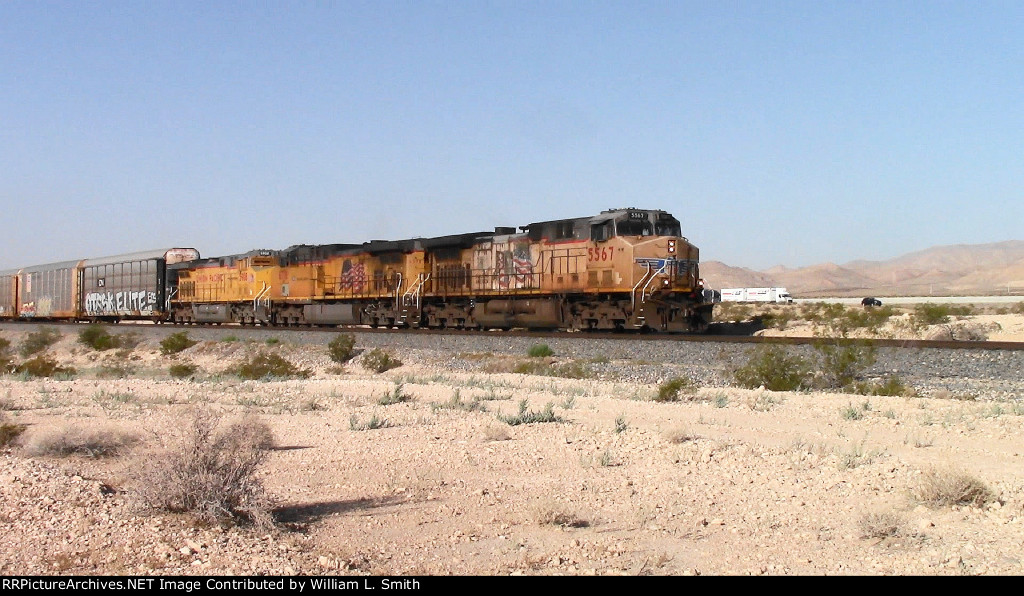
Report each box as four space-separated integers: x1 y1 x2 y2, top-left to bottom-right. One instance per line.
85 291 158 315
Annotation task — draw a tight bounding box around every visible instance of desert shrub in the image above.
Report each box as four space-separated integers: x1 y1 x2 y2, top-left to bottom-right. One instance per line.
912 303 952 327
160 332 197 355
549 360 593 379
663 426 698 444
858 511 908 540
733 345 811 391
78 325 117 350
482 425 511 442
512 359 593 379
349 413 390 431
15 356 76 378
377 382 412 405
232 352 311 380
512 360 547 375
220 335 239 343
814 341 877 389
840 402 866 421
497 399 562 426
759 309 795 330
614 415 628 434
78 325 142 353
0 336 12 373
169 363 199 379
432 390 485 413
114 330 142 351
134 410 275 528
716 303 753 323
802 303 897 336
532 501 589 528
23 425 139 458
912 467 996 508
0 414 27 448
96 364 134 379
361 348 402 373
20 327 61 357
1013 302 1024 315
910 303 973 329
328 333 357 363
655 377 695 402
843 305 898 332
527 343 554 358
852 376 912 397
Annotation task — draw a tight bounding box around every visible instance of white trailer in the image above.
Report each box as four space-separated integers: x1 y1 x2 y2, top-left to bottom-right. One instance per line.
719 287 793 304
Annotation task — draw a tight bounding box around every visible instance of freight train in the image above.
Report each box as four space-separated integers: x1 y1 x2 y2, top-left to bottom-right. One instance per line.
0 208 714 332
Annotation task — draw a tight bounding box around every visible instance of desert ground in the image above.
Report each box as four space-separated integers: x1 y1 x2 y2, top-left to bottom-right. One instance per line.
1 308 1023 576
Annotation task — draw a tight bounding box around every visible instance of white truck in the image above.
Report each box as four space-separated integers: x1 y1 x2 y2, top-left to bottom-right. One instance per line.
719 287 794 304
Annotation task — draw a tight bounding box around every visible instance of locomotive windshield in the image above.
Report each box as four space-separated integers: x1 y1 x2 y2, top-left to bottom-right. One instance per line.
613 213 681 237
616 219 653 236
655 219 681 236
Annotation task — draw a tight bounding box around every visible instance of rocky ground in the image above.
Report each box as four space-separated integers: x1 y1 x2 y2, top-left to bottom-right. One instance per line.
1 314 1023 576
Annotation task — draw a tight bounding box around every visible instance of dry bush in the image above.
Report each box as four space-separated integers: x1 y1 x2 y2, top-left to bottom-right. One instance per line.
532 500 589 528
663 426 698 444
481 425 511 442
23 425 140 458
0 335 13 373
19 327 61 357
15 356 76 378
858 511 909 540
0 413 27 448
133 409 275 528
912 467 996 508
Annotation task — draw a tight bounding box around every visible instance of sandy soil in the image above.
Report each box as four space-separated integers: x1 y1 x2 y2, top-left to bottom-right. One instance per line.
1 322 1023 576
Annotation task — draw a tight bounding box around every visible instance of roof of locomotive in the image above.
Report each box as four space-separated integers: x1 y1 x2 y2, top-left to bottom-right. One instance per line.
167 249 276 269
524 208 674 227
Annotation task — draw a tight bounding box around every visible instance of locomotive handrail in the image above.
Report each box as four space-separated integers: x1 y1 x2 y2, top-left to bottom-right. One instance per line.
165 288 177 310
253 282 270 310
631 262 655 310
403 273 430 309
393 273 403 308
641 262 669 304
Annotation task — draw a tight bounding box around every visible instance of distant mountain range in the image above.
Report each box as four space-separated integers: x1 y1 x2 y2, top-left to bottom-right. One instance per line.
700 240 1024 297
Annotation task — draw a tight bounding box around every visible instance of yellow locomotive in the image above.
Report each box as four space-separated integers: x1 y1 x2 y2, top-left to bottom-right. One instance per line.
168 208 712 332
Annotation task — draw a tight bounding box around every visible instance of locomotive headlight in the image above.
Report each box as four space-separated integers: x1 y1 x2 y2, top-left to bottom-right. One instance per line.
668 240 676 253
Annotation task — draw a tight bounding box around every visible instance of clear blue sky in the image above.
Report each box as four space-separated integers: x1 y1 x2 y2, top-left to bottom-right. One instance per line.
2 1 1022 270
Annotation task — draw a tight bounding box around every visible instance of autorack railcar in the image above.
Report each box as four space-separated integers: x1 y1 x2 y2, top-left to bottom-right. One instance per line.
0 248 200 322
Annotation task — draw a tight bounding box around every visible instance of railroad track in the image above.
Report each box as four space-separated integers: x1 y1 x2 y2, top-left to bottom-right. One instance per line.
4 320 1023 351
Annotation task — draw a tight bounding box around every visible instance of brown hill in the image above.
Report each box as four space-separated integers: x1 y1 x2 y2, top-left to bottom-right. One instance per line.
702 240 1024 297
